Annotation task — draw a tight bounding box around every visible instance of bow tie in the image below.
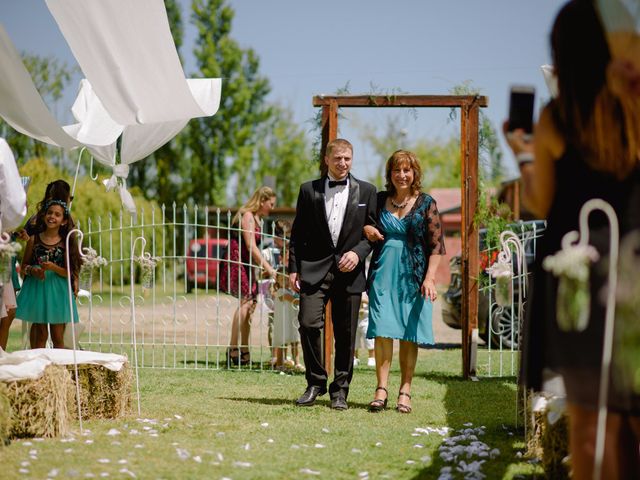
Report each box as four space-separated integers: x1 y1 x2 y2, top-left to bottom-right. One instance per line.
328 179 348 188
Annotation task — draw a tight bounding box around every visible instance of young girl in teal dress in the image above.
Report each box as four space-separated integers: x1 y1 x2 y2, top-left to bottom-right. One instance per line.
16 199 81 348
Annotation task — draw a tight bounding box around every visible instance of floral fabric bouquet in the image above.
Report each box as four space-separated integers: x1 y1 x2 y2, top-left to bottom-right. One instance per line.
543 243 599 332
135 253 161 289
79 247 108 291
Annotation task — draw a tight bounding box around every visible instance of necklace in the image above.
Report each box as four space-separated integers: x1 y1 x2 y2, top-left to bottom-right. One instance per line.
390 196 409 209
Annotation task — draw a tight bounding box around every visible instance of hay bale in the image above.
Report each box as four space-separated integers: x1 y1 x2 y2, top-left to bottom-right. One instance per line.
0 382 12 445
67 362 132 420
526 392 570 479
4 365 74 438
541 413 570 479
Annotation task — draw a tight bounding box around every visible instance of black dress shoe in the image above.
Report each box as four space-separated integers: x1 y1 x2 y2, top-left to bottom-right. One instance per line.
331 396 348 410
296 385 327 406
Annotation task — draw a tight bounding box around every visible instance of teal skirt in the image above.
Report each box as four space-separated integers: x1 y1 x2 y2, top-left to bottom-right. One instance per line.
16 270 79 324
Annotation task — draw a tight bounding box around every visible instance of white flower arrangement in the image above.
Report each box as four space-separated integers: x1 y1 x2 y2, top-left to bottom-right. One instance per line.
81 247 108 269
0 239 22 258
543 243 599 332
135 253 161 288
486 261 513 307
611 232 640 394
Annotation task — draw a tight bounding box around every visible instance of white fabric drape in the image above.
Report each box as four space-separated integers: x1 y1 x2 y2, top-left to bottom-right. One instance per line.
0 139 27 232
46 0 216 125
0 348 128 382
0 25 81 150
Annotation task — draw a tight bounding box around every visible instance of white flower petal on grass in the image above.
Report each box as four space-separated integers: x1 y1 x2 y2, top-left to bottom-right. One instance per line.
267 438 274 444
34 437 44 442
149 433 159 437
421 455 432 463
291 444 300 449
60 438 75 443
22 441 32 446
171 442 179 446
261 422 269 427
134 444 144 449
18 469 29 474
176 448 190 460
233 461 252 468
29 449 38 455
100 474 109 478
193 456 202 463
97 459 110 464
85 439 94 444
463 422 473 427
406 460 416 464
30 455 37 460
106 429 120 436
413 444 424 448
216 432 225 437
174 414 183 420
358 472 369 478
118 460 128 465
20 461 30 467
111 441 121 446
299 468 321 475
216 453 224 462
243 443 250 451
64 448 73 454
119 468 137 478
375 442 382 447
351 448 362 454
321 428 330 433
129 429 140 435
85 473 96 478
48 468 60 477
314 444 325 449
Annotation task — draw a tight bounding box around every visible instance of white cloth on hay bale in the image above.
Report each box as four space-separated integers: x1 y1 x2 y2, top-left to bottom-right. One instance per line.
0 348 127 382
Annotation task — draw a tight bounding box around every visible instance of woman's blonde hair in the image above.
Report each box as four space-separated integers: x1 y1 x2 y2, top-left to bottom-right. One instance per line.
385 150 423 196
233 186 276 224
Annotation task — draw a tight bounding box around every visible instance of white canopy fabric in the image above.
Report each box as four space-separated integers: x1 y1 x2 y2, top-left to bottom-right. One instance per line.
0 25 81 150
46 0 218 125
0 139 27 232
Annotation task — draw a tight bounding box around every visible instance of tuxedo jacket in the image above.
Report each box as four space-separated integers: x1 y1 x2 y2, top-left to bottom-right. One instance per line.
289 174 377 293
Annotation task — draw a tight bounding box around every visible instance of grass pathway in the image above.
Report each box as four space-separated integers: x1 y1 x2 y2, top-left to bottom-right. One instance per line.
1 348 543 479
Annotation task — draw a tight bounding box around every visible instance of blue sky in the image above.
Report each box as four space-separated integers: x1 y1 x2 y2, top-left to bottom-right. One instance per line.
2 0 563 182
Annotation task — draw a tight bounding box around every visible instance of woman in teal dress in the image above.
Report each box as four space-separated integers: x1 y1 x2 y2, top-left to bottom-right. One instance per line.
365 150 445 413
16 199 80 348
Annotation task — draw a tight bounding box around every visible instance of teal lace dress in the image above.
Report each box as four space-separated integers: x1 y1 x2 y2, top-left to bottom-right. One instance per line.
16 236 79 325
367 193 446 344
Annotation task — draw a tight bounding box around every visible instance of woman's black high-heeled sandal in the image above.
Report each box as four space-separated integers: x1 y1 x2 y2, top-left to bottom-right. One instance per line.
368 386 388 412
396 391 412 414
227 347 240 366
239 349 250 366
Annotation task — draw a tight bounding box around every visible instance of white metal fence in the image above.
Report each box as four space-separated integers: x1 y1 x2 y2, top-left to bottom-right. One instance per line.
476 220 547 377
76 203 294 370
75 204 545 376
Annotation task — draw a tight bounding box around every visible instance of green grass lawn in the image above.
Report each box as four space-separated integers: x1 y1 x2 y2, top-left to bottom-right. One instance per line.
1 334 543 479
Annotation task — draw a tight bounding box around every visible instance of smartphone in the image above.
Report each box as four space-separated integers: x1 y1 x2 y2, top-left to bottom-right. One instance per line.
508 86 535 135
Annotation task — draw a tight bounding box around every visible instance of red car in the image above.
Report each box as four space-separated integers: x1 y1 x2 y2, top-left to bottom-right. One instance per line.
185 238 229 292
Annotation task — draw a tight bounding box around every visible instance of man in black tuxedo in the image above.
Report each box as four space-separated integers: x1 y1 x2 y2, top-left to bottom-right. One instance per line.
289 138 377 410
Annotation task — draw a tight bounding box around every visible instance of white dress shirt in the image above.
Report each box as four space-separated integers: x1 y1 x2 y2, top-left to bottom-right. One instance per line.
324 175 349 247
0 139 26 232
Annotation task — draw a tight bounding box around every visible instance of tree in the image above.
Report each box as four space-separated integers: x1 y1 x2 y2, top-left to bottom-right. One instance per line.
185 0 273 206
254 105 316 206
0 54 75 166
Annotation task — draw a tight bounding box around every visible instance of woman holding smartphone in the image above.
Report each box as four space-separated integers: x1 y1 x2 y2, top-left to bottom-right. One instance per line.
506 2 640 478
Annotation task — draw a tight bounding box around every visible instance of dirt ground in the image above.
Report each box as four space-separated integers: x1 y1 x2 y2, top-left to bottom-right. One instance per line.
8 290 462 350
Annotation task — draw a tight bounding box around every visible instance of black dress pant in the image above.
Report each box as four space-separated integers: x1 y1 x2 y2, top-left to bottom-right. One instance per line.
298 268 361 400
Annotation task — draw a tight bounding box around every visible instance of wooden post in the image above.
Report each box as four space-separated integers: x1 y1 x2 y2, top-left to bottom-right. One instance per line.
460 99 480 379
321 100 338 375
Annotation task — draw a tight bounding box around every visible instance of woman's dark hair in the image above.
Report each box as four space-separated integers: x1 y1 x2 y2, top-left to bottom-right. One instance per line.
36 179 71 213
551 0 610 144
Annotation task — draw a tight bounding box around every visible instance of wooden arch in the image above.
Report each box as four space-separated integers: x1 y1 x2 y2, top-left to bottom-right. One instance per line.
314 94 488 379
